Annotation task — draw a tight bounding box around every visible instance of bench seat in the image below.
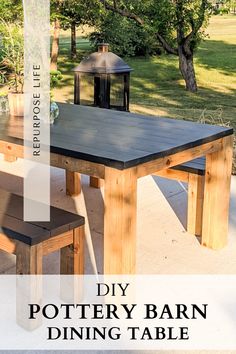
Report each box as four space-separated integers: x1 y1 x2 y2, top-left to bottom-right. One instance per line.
153 157 206 237
0 190 85 276
0 193 84 246
171 157 206 176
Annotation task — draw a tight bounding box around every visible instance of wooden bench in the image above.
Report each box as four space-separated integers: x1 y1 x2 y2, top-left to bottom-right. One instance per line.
154 157 205 237
0 192 85 275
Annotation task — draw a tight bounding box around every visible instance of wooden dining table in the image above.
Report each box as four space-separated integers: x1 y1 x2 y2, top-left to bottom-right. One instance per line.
0 103 234 274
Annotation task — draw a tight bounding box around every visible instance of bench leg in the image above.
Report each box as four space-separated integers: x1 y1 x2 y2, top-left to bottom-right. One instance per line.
90 176 104 189
16 242 43 330
4 154 17 163
66 171 81 196
60 226 84 275
187 174 204 236
16 242 43 275
60 226 84 302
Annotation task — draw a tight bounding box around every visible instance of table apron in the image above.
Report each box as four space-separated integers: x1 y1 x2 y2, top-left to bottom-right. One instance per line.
0 140 105 179
135 137 225 178
0 136 229 180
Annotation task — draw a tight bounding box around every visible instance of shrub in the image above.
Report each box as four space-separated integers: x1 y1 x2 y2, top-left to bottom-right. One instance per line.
50 70 63 90
50 70 63 100
0 20 24 93
89 12 161 58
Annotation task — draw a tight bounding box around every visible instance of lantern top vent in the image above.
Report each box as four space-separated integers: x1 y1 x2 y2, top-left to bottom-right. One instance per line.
74 43 133 75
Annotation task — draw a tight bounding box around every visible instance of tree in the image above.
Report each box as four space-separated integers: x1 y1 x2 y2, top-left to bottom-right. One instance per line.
63 1 99 59
90 11 161 57
97 0 212 92
50 0 99 67
231 0 236 13
50 0 64 71
58 1 89 59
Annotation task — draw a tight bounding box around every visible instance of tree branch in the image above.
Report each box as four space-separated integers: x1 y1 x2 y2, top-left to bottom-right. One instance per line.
100 0 178 56
99 0 144 25
196 0 208 32
156 33 178 55
175 0 185 43
184 0 208 49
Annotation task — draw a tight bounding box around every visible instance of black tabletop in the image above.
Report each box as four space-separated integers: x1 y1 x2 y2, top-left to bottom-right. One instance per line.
0 103 233 169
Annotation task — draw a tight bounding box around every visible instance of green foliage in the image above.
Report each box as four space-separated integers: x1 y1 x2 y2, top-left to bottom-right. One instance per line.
90 0 213 91
90 12 161 57
0 20 24 93
50 70 63 100
211 0 232 14
230 0 236 11
56 16 236 124
94 0 212 54
50 70 63 89
50 0 100 29
0 0 23 23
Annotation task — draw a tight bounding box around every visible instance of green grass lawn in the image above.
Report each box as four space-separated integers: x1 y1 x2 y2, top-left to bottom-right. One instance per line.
55 15 236 130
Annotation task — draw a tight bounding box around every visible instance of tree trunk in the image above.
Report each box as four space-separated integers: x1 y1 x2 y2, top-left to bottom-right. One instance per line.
51 18 60 71
71 22 77 59
178 46 198 93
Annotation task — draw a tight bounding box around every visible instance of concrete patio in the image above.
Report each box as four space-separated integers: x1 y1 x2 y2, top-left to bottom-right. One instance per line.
0 154 236 354
0 153 235 275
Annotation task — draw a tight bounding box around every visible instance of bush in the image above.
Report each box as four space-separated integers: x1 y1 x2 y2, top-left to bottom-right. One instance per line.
50 70 62 100
89 12 161 58
0 21 24 93
219 6 230 13
50 70 63 90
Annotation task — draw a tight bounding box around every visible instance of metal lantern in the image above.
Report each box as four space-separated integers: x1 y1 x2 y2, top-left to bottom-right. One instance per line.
74 44 133 111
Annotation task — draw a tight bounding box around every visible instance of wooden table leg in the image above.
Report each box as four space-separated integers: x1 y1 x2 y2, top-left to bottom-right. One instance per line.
202 135 233 249
90 176 104 189
104 167 137 274
4 155 17 162
66 171 81 196
187 174 204 236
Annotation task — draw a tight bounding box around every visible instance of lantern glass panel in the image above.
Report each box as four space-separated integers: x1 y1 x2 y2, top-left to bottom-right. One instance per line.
110 74 124 109
79 73 94 106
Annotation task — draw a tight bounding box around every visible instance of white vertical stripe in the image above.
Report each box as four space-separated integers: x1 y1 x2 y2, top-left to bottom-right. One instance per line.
23 0 50 221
